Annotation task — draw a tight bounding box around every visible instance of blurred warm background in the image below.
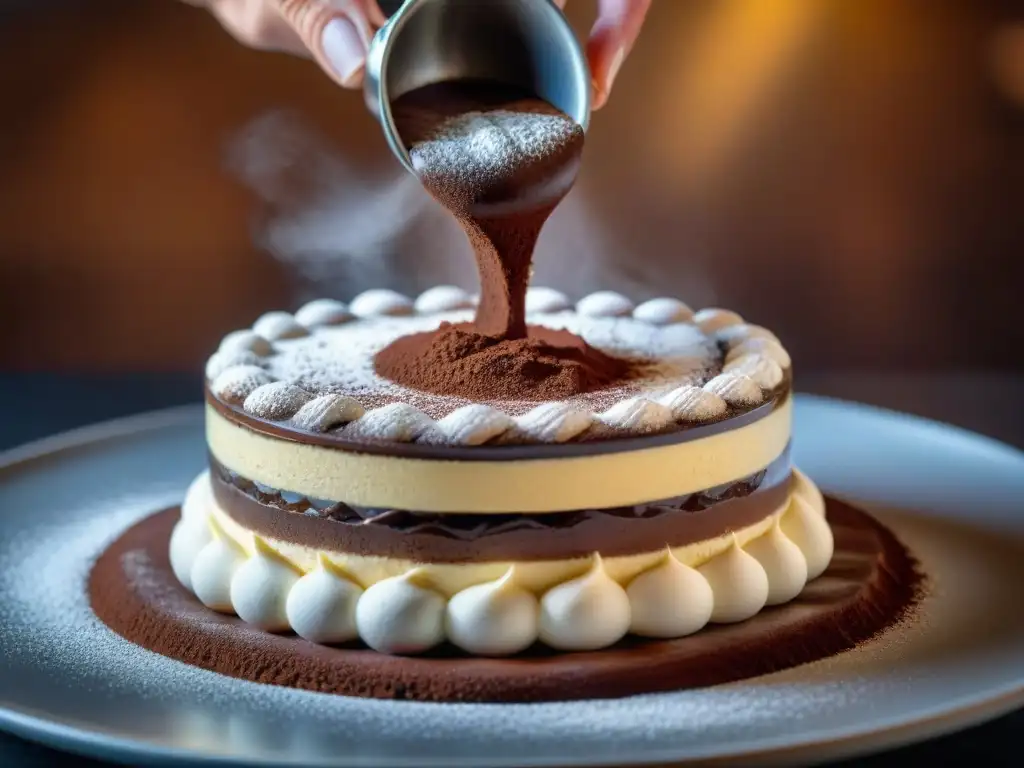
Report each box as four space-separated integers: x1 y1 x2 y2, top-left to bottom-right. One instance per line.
1 0 1022 375
3 6 1023 760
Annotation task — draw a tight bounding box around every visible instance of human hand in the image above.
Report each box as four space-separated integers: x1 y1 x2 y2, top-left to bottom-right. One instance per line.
554 0 653 109
192 0 652 109
187 1 385 87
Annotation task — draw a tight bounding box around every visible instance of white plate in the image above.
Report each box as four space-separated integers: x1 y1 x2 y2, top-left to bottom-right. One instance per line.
1 395 1023 767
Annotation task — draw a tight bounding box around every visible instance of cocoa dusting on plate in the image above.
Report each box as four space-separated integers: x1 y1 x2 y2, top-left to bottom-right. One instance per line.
89 499 924 703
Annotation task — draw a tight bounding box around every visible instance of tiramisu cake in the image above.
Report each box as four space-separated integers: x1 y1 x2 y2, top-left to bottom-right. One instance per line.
90 78 921 700
172 286 827 657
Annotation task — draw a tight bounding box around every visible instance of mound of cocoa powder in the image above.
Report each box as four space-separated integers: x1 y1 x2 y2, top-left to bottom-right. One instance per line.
374 323 630 401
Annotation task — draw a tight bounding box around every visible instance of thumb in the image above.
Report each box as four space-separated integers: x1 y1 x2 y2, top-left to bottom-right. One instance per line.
587 0 652 109
275 0 379 87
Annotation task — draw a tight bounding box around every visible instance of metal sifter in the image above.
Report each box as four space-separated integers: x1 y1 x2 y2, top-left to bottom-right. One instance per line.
364 0 592 174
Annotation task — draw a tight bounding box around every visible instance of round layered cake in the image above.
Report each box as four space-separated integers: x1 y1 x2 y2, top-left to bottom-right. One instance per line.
169 285 834 657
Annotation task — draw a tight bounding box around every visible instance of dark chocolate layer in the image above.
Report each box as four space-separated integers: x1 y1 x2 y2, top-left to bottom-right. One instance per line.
209 448 791 562
88 499 924 703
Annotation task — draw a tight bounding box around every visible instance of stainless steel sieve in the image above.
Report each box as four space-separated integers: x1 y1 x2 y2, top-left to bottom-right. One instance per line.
364 0 592 174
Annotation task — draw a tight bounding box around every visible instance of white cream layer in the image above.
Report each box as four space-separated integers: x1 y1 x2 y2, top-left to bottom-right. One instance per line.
170 467 833 656
206 398 791 513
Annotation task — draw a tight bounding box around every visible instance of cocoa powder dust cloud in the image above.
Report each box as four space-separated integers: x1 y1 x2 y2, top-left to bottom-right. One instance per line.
225 110 699 306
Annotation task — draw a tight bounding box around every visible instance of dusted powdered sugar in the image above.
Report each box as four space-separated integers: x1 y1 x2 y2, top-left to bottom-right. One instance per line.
252 311 309 342
725 355 785 390
633 298 694 326
206 350 264 381
576 291 635 318
410 110 581 197
694 308 745 334
715 323 779 348
290 394 364 433
705 373 765 407
339 402 440 443
293 299 352 328
262 309 715 420
350 289 414 318
211 366 275 405
597 397 675 434
209 289 793 444
525 287 571 314
506 402 594 444
727 337 792 369
0 428 933 766
659 385 728 422
413 285 475 314
219 329 272 357
431 405 515 446
243 382 314 421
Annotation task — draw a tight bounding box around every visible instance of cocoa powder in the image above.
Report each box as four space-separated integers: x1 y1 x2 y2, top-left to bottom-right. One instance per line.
88 500 925 702
376 80 630 399
374 322 629 401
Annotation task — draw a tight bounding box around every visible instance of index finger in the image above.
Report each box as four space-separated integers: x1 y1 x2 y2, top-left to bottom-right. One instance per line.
587 0 653 109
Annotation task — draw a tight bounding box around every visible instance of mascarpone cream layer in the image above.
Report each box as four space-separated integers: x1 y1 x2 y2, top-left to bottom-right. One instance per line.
176 466 825 596
205 398 792 513
170 468 833 655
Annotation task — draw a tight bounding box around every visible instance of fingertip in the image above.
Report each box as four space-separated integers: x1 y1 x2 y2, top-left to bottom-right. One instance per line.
586 27 620 108
605 46 625 91
340 64 366 89
586 0 653 106
321 15 368 87
365 0 389 27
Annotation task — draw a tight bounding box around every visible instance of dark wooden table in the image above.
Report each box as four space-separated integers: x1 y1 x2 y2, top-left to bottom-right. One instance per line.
1 371 1021 766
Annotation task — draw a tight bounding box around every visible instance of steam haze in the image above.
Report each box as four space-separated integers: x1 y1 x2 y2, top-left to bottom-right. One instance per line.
227 110 656 304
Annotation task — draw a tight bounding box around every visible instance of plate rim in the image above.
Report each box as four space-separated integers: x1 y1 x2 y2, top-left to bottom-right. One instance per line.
2 681 1023 768
0 403 201 474
3 394 1023 474
1 394 1023 767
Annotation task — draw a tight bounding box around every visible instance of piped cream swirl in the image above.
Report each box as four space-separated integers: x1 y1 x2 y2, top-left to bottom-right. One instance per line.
229 536 299 631
538 556 632 651
446 567 540 656
285 555 363 644
171 467 833 655
626 550 713 638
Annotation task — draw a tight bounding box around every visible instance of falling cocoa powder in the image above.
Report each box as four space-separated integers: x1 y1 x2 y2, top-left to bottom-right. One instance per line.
375 80 632 399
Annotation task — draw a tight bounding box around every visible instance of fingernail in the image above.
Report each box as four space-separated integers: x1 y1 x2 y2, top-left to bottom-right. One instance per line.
605 46 626 91
322 16 365 85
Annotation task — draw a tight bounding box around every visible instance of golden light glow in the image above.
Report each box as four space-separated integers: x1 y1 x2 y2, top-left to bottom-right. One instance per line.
660 0 822 190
